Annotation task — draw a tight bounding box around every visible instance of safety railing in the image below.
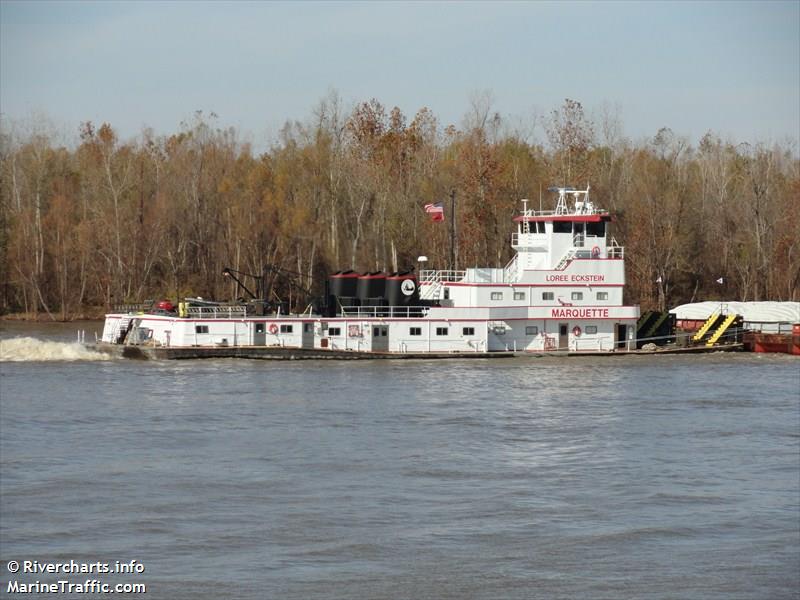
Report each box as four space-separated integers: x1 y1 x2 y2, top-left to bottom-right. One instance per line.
113 303 153 314
185 305 248 319
340 305 430 318
419 269 466 283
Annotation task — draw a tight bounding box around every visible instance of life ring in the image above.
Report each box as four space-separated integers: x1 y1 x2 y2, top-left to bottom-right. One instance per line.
268 323 278 334
572 326 582 337
591 246 601 258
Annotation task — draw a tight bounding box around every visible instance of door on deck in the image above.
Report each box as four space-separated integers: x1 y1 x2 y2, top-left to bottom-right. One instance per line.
616 324 628 350
254 323 266 346
371 325 389 352
559 323 569 350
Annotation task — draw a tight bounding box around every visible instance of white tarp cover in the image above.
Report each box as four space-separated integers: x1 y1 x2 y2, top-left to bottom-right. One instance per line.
670 301 800 324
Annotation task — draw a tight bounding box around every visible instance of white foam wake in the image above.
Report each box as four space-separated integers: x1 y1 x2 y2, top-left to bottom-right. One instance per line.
0 337 113 362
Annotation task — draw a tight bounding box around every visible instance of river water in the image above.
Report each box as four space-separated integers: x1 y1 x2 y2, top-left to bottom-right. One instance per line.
1 322 798 599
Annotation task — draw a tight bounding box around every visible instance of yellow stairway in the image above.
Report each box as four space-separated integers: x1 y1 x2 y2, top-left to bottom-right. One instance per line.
692 313 721 342
706 314 738 346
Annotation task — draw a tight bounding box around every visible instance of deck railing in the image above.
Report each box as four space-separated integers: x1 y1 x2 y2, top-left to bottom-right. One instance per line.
340 305 430 318
185 305 248 319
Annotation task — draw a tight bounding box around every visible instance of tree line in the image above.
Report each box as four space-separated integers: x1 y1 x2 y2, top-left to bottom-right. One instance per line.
1 95 798 320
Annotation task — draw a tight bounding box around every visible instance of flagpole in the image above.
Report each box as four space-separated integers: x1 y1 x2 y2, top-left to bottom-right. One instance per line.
450 189 457 272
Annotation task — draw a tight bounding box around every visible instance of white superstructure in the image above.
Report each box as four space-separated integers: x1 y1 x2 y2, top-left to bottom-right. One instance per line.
101 187 639 354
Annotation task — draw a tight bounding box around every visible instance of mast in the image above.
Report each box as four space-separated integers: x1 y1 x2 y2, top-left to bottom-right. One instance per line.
450 189 457 271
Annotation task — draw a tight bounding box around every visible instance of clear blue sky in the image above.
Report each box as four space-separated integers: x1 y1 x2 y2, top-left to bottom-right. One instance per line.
1 0 798 147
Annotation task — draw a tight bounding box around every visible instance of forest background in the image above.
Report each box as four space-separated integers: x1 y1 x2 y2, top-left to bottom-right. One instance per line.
1 95 798 320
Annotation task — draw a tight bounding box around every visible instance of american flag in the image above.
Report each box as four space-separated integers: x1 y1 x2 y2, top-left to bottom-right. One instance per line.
424 202 444 222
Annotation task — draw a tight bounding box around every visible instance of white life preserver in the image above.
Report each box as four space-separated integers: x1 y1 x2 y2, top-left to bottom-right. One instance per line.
591 245 601 258
269 323 278 334
572 326 582 337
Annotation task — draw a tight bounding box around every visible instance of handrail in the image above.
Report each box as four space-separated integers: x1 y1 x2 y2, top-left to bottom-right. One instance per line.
185 306 247 319
340 305 430 318
419 270 466 283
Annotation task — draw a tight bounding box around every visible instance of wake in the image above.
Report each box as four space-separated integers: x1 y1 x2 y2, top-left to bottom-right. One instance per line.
0 337 114 362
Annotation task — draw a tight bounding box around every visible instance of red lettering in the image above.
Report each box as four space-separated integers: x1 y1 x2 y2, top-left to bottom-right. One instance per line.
570 274 606 282
550 308 609 319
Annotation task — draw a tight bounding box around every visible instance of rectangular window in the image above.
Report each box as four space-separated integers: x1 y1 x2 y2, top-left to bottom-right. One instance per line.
436 327 449 336
553 221 572 234
304 323 312 333
513 291 525 301
491 292 503 301
585 326 598 334
596 292 608 301
280 324 293 333
328 327 341 336
410 327 422 336
255 323 265 333
542 292 554 301
195 325 209 334
571 292 583 300
586 221 606 237
526 325 538 335
381 328 387 337
537 222 546 234
462 327 475 336
373 327 380 337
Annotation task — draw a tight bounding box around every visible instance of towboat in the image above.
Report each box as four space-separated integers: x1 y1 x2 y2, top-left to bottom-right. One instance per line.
99 187 640 357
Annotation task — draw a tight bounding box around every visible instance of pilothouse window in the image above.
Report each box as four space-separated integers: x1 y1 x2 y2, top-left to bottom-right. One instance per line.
586 221 606 237
553 221 572 234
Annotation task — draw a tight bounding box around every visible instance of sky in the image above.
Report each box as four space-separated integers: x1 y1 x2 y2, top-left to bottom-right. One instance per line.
1 0 798 148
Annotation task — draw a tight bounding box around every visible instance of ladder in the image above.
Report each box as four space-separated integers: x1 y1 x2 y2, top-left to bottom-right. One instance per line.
503 254 519 283
419 271 443 300
555 249 576 271
692 312 724 342
706 314 738 346
110 317 132 344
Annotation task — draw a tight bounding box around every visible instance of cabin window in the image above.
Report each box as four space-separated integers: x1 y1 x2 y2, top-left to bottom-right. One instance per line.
586 221 606 237
195 325 209 334
537 222 546 234
596 292 608 301
553 221 572 234
304 323 312 333
462 327 475 336
328 327 341 336
571 292 583 300
410 327 422 336
491 292 503 301
513 291 525 301
280 324 293 334
381 328 387 337
585 326 598 334
443 287 450 300
255 323 265 333
542 292 554 301
526 326 538 335
436 327 449 336
373 327 380 337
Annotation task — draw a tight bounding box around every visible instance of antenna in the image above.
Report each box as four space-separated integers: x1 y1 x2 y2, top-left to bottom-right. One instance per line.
539 184 542 213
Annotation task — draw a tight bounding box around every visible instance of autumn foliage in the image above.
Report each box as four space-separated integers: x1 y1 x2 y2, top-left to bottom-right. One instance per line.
1 98 798 319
